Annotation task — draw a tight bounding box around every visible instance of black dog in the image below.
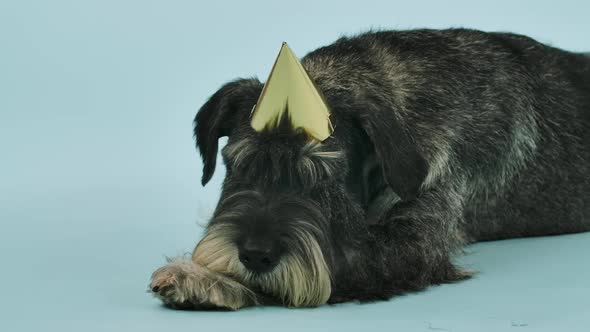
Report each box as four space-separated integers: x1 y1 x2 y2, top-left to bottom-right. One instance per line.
150 28 590 310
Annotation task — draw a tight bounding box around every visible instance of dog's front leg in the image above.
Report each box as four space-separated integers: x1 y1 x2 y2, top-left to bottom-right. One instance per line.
330 186 471 303
149 258 258 310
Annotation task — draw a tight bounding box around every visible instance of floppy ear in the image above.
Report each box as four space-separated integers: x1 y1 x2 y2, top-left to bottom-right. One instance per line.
194 78 263 185
357 100 428 201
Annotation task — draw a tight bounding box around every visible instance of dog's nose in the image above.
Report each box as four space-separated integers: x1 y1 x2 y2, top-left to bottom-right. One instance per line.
238 240 280 273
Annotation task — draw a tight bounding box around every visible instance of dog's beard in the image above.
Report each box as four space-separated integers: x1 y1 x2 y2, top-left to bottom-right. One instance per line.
192 222 332 307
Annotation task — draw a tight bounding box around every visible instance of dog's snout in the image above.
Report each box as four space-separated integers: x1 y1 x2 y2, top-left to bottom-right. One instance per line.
238 239 280 273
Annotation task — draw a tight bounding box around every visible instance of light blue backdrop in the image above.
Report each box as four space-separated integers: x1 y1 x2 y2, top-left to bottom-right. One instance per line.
1 1 588 331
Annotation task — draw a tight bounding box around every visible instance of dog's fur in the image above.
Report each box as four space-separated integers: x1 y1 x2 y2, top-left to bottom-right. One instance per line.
150 28 590 309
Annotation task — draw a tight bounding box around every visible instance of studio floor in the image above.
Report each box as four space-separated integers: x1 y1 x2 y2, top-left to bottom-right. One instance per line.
3 185 590 331
2 1 589 331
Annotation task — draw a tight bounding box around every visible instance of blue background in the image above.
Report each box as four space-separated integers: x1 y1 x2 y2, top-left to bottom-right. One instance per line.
1 0 589 331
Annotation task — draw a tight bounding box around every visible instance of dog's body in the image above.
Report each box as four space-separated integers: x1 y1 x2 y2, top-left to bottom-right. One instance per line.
150 29 590 309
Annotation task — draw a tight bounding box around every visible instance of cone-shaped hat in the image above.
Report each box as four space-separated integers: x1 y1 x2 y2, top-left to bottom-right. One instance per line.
250 42 333 141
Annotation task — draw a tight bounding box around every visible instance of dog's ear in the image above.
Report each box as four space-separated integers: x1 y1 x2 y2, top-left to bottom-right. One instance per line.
357 103 428 201
194 78 263 185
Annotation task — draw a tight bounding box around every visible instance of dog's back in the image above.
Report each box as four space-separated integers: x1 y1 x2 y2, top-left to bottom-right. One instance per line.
459 32 590 241
303 29 590 242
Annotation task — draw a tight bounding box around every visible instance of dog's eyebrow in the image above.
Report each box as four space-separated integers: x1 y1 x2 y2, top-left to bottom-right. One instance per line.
222 138 344 186
300 141 343 160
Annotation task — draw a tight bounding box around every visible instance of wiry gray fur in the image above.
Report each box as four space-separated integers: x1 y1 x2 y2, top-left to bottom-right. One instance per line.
151 28 590 309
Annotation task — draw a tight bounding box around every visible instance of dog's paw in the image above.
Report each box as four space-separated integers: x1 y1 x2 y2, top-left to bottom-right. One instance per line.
149 259 257 310
149 262 194 309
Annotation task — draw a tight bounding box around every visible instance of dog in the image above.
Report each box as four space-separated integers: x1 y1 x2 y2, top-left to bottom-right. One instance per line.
150 28 590 310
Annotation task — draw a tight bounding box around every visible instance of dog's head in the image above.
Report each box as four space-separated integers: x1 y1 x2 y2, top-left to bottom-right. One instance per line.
192 77 428 307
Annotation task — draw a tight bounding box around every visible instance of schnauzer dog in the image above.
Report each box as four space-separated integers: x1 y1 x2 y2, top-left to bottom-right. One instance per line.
150 28 590 310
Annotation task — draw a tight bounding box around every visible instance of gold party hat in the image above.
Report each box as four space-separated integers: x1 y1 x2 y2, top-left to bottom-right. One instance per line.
250 42 333 141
